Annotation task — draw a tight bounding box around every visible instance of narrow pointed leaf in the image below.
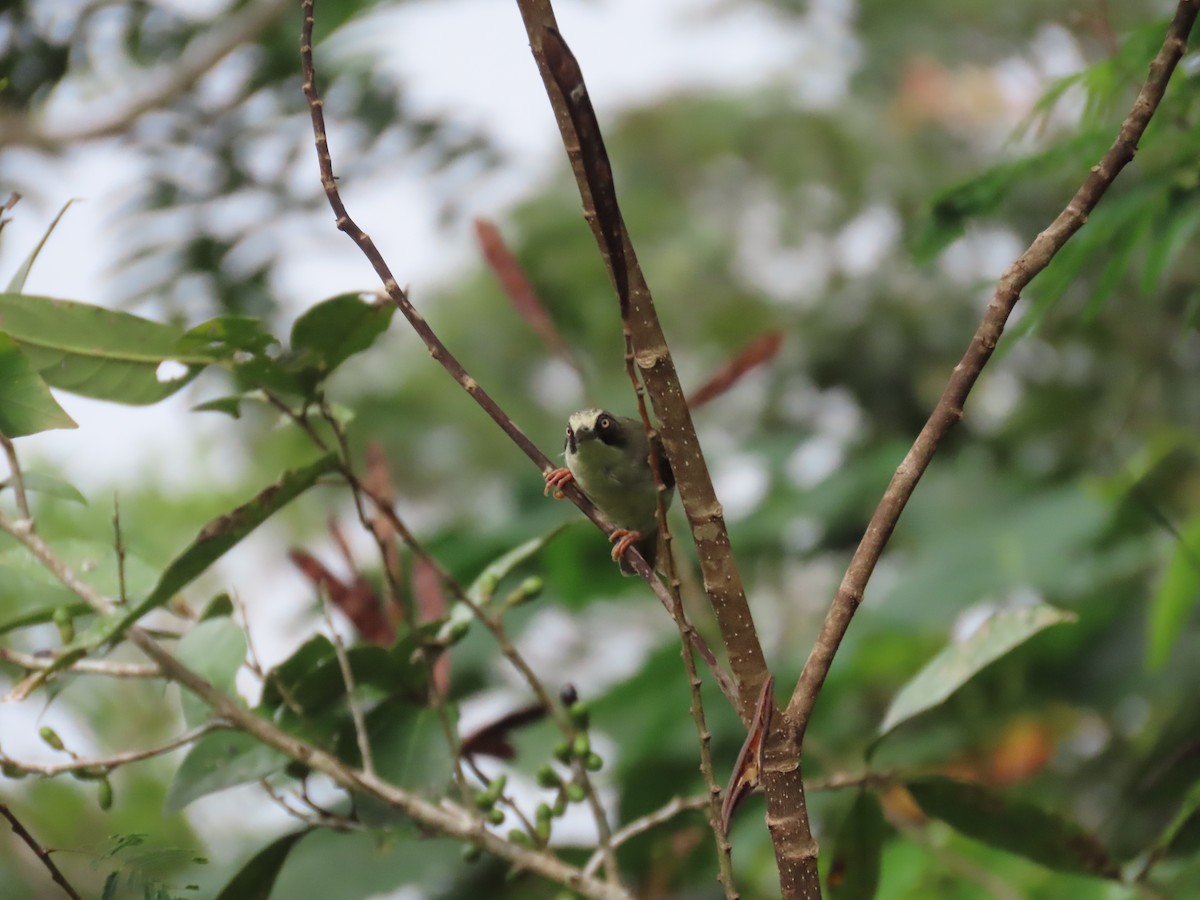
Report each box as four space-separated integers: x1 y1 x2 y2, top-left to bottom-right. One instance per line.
0 333 76 436
4 471 86 504
6 200 75 293
213 830 308 900
906 776 1120 879
1146 516 1200 671
880 604 1076 736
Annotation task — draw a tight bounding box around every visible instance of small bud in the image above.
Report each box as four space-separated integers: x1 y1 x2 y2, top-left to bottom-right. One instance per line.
72 765 109 781
585 752 604 772
474 791 494 811
535 764 561 789
39 727 64 752
536 802 553 822
97 777 113 810
504 576 544 608
508 828 533 847
572 732 590 758
1 763 28 779
536 816 552 843
52 607 74 644
485 774 507 801
487 808 506 826
568 701 590 731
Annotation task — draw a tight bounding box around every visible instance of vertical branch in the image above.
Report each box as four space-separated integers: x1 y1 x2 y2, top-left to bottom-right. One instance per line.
1 433 32 522
515 6 819 896
318 586 374 776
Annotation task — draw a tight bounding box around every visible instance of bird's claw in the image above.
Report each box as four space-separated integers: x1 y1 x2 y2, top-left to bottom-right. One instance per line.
608 528 641 562
543 467 574 499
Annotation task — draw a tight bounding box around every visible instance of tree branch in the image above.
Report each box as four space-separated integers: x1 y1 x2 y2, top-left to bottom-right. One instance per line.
784 0 1199 743
0 803 83 900
0 721 228 777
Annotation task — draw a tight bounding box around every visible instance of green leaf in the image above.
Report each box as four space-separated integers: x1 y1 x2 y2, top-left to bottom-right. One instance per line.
6 200 75 293
2 470 86 504
192 396 246 418
165 731 288 813
906 776 1120 879
879 604 1076 736
0 293 208 404
1146 516 1200 670
213 830 308 900
176 618 247 726
105 453 339 639
177 316 280 362
0 332 77 436
826 791 887 900
290 293 395 377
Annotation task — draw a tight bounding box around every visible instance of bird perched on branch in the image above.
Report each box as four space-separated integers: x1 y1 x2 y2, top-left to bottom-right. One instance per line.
544 409 674 575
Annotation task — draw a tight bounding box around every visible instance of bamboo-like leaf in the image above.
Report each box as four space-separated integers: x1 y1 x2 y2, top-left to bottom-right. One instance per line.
6 200 75 293
2 471 87 504
1146 516 1200 670
879 604 1076 737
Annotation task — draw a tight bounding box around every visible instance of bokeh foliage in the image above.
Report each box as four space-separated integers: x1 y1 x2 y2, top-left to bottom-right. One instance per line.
2 0 1200 898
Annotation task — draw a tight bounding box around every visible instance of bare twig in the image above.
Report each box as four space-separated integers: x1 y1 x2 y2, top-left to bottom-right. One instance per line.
583 795 711 878
0 721 228 777
784 0 1200 743
0 433 32 522
317 587 374 777
0 803 83 900
0 646 160 679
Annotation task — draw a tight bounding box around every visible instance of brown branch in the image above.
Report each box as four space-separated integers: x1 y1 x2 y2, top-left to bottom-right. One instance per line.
0 803 83 900
583 795 711 879
0 433 32 522
784 0 1199 744
0 646 160 679
298 0 735 709
515 6 818 896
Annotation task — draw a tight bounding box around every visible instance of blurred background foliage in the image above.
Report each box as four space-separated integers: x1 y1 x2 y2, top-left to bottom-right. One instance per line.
2 0 1200 898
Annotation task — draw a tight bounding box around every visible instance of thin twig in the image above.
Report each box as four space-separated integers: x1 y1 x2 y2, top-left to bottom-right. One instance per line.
584 795 710 878
0 721 228 777
0 433 32 522
0 646 160 679
0 803 83 900
784 0 1200 742
318 586 374 776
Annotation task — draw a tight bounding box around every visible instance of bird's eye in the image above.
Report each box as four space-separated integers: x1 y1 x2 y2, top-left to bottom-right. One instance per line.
565 426 573 438
597 416 611 430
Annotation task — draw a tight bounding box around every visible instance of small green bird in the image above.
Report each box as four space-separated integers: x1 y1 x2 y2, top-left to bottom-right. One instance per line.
544 409 674 575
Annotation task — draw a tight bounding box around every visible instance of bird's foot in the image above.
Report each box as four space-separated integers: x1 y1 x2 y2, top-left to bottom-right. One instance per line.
608 528 642 562
543 467 575 499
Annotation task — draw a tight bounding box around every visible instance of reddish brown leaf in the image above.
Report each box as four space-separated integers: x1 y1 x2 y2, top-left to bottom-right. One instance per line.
473 218 579 371
459 703 548 760
689 331 784 408
721 674 775 832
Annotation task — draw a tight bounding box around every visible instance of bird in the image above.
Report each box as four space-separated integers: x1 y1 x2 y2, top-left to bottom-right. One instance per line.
544 409 674 575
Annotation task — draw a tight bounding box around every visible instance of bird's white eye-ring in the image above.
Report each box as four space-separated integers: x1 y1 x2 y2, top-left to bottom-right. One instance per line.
566 426 573 438
597 416 611 430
